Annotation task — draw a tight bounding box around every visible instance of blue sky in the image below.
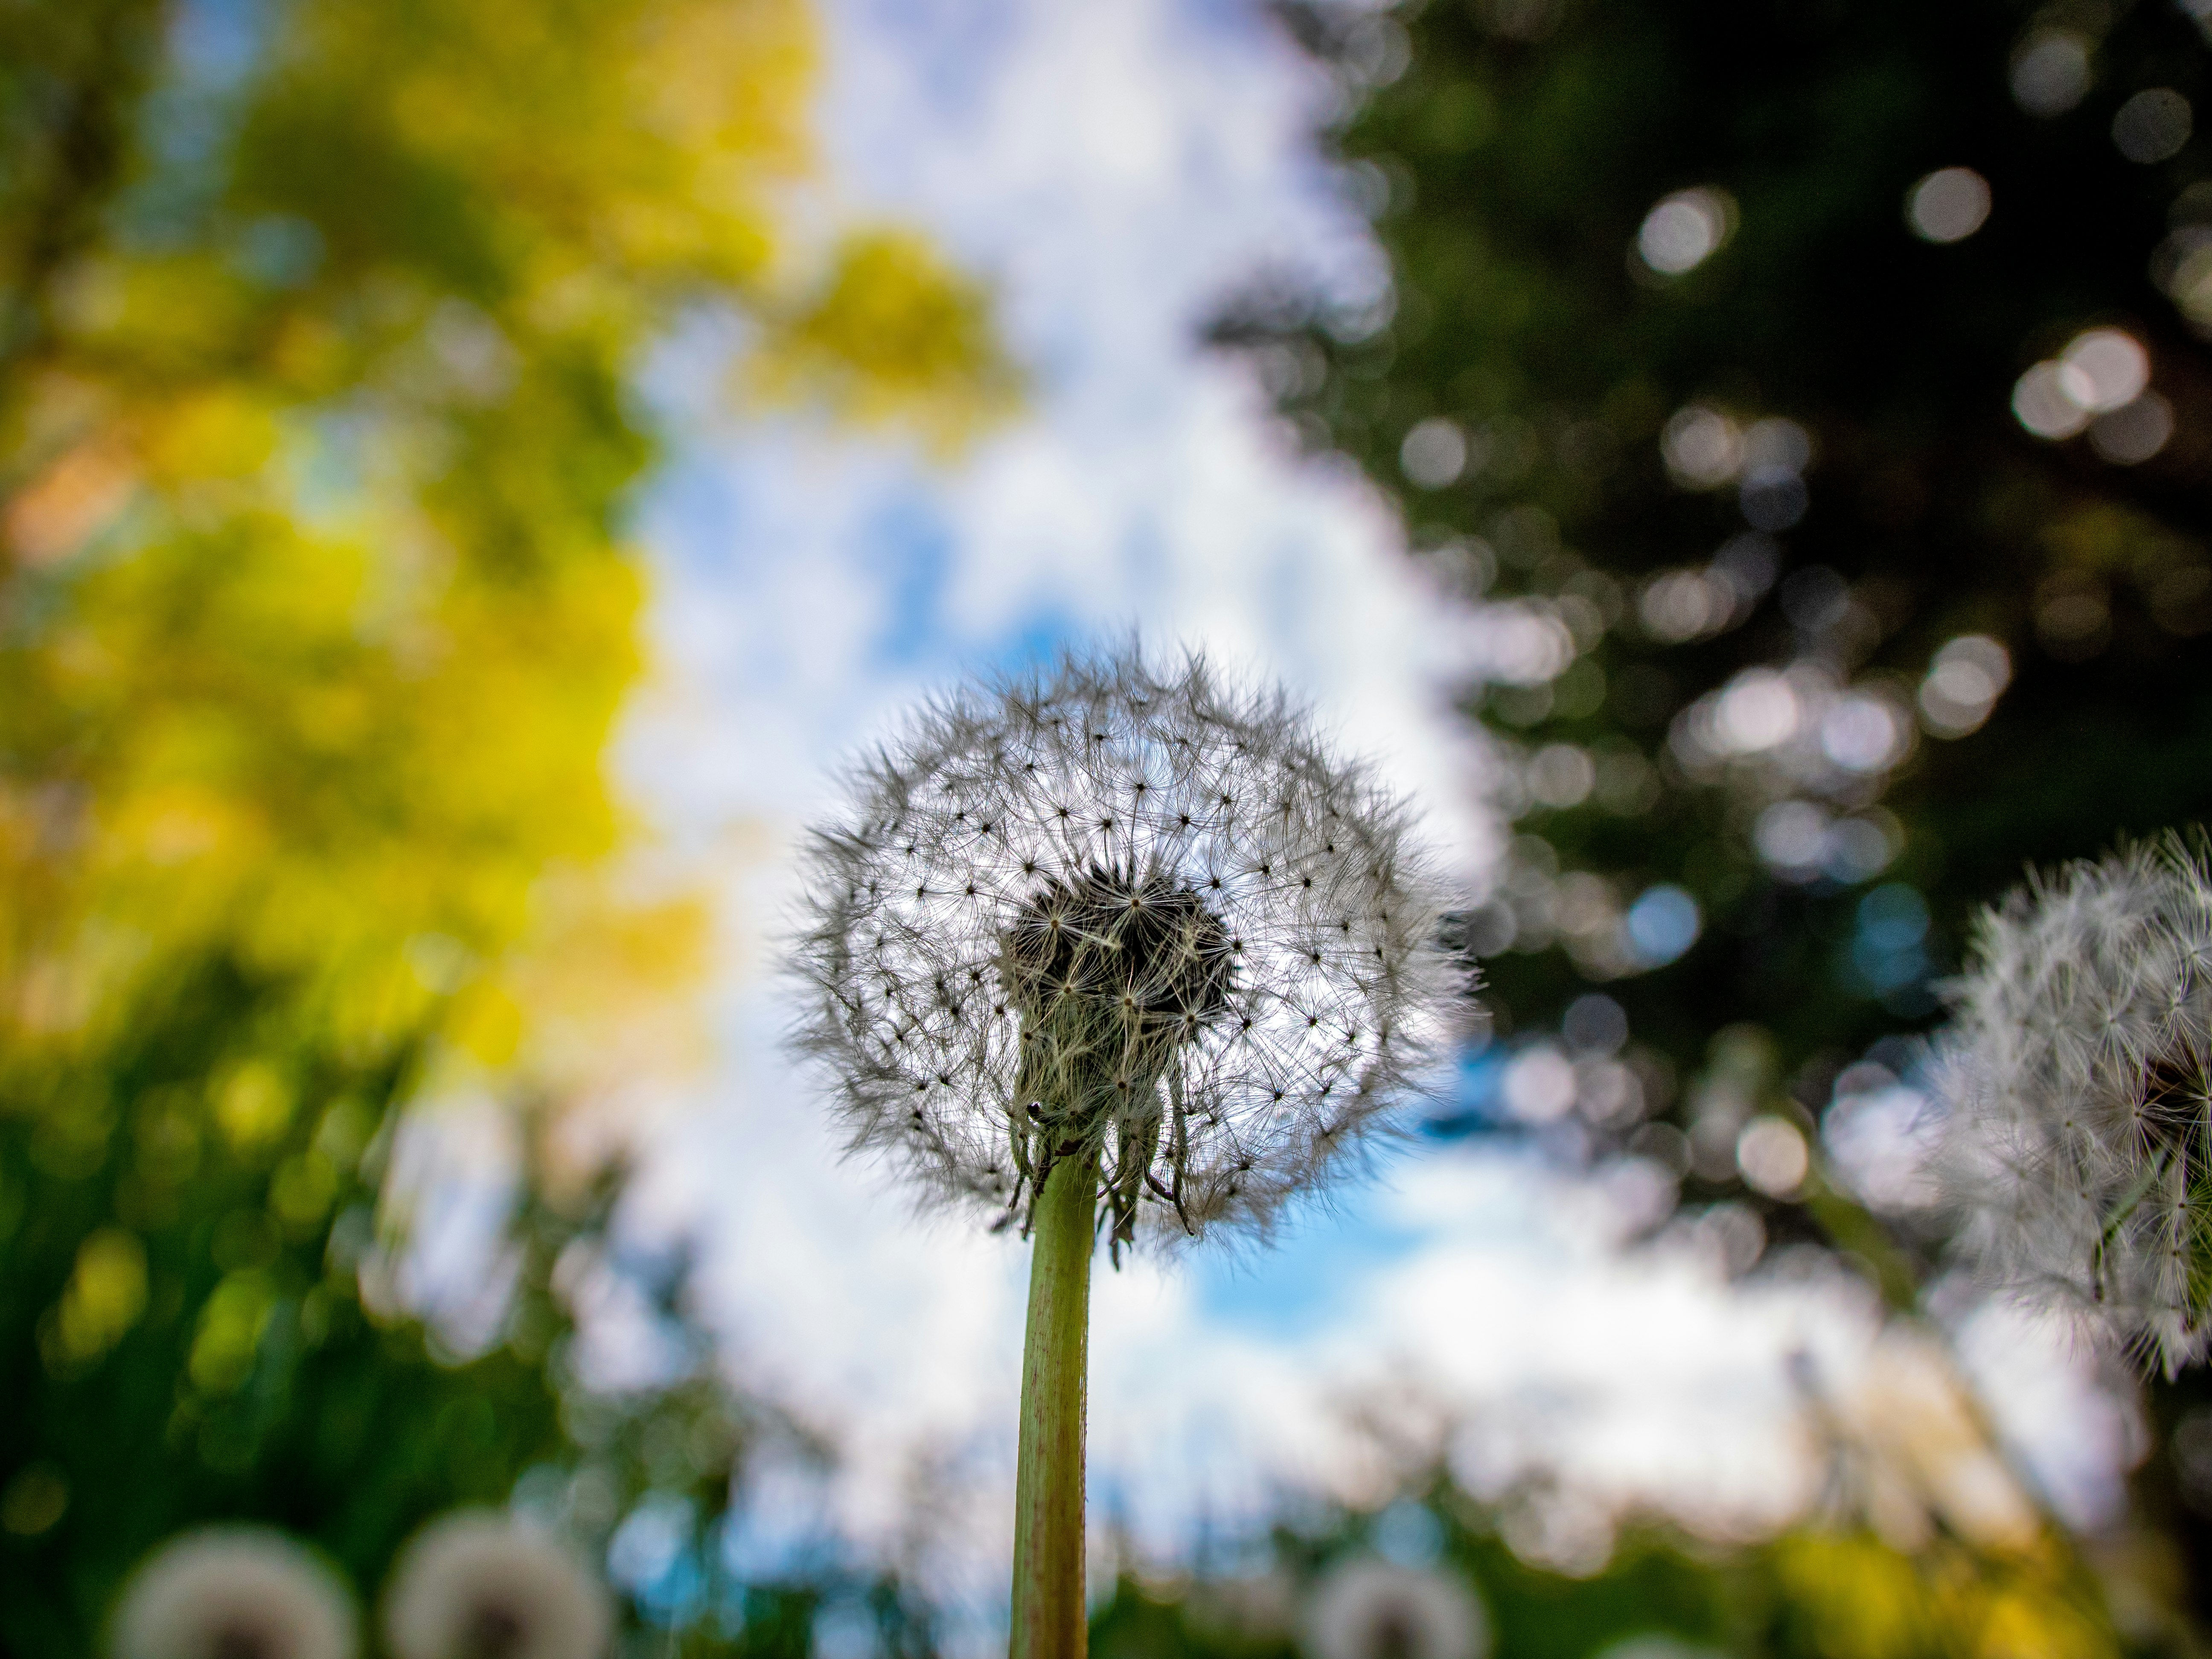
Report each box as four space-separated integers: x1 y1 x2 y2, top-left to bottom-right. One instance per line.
569 0 2135 1629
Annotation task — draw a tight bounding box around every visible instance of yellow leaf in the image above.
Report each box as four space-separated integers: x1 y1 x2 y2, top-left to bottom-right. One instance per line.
213 1062 297 1149
48 1229 148 1369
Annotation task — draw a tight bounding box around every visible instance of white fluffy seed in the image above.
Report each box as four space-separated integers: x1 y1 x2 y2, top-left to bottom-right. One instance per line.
1935 832 2212 1376
788 647 1465 1251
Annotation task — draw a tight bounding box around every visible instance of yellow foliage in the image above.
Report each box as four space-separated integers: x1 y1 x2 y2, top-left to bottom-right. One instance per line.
188 1272 279 1394
214 1063 297 1150
0 0 1011 1191
270 1149 341 1234
1771 1531 2117 1659
0 1464 70 1538
750 229 1025 448
46 1230 148 1372
141 390 282 483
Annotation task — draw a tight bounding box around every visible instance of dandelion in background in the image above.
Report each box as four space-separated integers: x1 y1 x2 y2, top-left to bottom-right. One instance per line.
1307 1559 1490 1659
111 1527 357 1659
791 646 1461 1659
1935 832 2212 1376
382 1511 610 1659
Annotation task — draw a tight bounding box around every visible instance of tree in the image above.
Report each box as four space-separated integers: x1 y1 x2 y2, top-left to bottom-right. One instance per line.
0 0 1011 1647
1220 0 2212 1613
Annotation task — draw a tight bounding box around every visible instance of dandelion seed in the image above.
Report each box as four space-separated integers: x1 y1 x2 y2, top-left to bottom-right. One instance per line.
1935 831 2212 1375
112 1527 357 1659
382 1511 609 1659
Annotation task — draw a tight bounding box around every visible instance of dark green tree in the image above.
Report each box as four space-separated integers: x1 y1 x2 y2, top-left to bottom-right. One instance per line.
1220 0 2212 1614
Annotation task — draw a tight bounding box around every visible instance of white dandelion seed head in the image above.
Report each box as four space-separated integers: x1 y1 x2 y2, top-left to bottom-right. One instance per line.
1934 831 2212 1377
789 646 1465 1253
1305 1559 1490 1659
381 1511 611 1659
111 1526 358 1659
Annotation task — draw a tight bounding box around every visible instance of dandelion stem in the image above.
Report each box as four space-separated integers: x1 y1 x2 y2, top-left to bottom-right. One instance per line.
1010 1148 1096 1659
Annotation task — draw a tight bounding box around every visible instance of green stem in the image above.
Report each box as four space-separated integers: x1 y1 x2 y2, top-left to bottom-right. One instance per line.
1009 1150 1097 1659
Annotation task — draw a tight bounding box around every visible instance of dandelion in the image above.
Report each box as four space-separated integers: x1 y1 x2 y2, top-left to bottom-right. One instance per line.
111 1526 357 1659
790 647 1460 1659
1306 1560 1490 1659
1934 831 2212 1376
382 1511 610 1659
792 648 1456 1250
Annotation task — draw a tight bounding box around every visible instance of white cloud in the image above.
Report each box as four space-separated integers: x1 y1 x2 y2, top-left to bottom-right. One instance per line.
561 0 2138 1632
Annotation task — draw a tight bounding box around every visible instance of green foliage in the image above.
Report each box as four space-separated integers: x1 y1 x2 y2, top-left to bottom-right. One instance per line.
1090 1489 2126 1659
0 0 1010 1649
0 953 577 1647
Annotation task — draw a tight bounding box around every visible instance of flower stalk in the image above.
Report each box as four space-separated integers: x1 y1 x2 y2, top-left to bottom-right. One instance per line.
787 649 1462 1659
1009 1149 1098 1659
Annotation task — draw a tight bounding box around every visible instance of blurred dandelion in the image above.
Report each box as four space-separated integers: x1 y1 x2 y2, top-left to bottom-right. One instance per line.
382 1512 610 1659
1307 1559 1490 1659
790 645 1461 1659
1935 832 2212 1375
111 1527 357 1659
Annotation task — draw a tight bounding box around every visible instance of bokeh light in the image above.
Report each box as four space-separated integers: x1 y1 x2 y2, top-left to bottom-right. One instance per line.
1659 404 1742 486
1738 423 1812 530
1402 416 1470 489
1711 669 1801 752
2012 362 2092 437
2090 391 2174 463
2013 326 2153 442
1734 1117 1807 1198
1636 188 1735 276
1917 635 2012 737
1528 742 1598 808
1820 692 1911 773
1624 885 1701 966
1822 1065 1941 1213
2114 87 2194 163
1753 800 1830 878
2157 217 2212 329
2010 30 2092 116
2060 328 2151 410
1905 167 1991 242
1504 1046 1581 1123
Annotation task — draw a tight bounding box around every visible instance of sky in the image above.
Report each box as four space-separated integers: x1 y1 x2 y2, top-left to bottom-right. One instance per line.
558 0 2140 1635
